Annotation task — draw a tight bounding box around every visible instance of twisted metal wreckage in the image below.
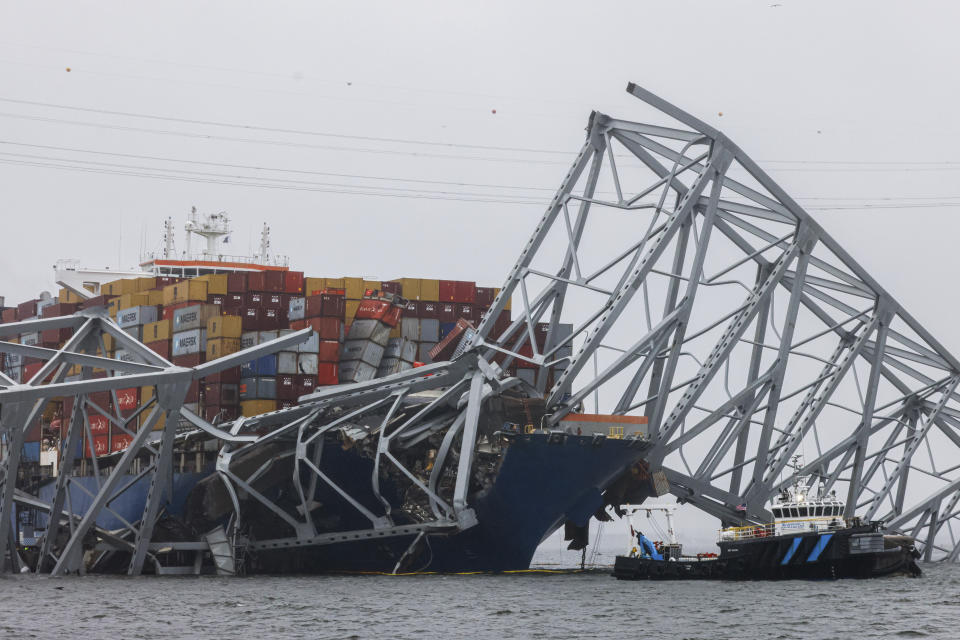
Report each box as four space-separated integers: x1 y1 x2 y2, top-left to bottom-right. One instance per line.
4 83 960 575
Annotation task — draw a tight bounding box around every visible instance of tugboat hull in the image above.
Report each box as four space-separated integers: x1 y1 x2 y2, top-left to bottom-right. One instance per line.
614 525 922 580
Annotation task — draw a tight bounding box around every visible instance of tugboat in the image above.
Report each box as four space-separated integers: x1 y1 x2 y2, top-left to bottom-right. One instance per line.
614 458 922 580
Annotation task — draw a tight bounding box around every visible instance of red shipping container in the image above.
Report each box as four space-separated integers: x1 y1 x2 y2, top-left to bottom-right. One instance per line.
264 271 284 292
429 318 475 362
284 271 304 294
241 307 262 331
247 272 266 292
263 293 289 310
534 322 550 349
24 420 42 442
205 366 241 384
245 292 265 307
1 308 16 323
420 302 440 320
22 361 44 383
458 304 475 322
439 303 457 323
475 287 496 306
41 327 73 345
382 305 401 327
316 362 339 386
205 404 239 423
78 295 110 310
227 272 248 293
184 380 201 403
381 281 401 295
116 387 139 413
208 294 225 307
516 343 537 369
454 281 476 304
17 299 38 318
88 435 109 457
225 293 244 307
162 301 193 321
41 302 78 318
318 340 340 362
356 299 390 320
277 374 298 400
205 383 239 406
295 374 316 396
88 412 111 435
147 340 171 359
304 294 325 318
322 294 345 318
404 300 420 318
262 307 286 329
173 353 204 367
438 280 457 302
290 317 341 340
111 434 134 453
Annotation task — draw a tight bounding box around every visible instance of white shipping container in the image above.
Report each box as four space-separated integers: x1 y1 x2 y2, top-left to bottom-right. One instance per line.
288 297 305 321
296 331 320 353
122 326 142 341
346 319 391 346
258 330 279 344
339 360 378 384
173 304 219 333
377 357 411 377
117 305 158 329
277 352 298 375
19 332 39 347
401 318 420 341
341 340 385 367
241 331 258 349
172 329 207 356
297 353 319 375
419 319 440 343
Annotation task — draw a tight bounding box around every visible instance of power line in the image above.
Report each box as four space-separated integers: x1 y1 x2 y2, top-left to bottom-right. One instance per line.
0 156 548 205
0 140 559 193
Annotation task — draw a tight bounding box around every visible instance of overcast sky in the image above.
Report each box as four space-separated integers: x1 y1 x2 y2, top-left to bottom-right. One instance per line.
3 1 959 552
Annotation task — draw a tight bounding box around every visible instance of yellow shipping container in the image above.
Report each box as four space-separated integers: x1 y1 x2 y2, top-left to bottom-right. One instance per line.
241 399 277 416
147 289 164 306
143 319 171 342
141 386 167 431
162 280 208 306
420 279 440 301
389 324 401 339
345 300 361 320
102 332 115 353
206 337 242 360
207 315 242 339
135 277 157 292
393 278 421 300
195 273 228 295
323 277 345 289
103 278 139 297
58 287 83 304
118 292 150 310
107 297 120 317
362 280 381 295
343 277 364 300
304 278 325 296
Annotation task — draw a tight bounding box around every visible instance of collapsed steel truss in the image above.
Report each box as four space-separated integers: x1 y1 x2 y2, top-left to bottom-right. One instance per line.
4 83 960 572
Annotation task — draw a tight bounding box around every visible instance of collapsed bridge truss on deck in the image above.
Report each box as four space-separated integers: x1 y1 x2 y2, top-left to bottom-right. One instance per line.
3 83 960 572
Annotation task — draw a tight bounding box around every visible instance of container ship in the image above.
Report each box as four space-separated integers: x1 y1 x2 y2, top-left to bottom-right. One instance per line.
2 211 663 574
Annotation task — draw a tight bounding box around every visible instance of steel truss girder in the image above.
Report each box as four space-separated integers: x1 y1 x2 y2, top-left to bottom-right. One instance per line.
457 83 960 560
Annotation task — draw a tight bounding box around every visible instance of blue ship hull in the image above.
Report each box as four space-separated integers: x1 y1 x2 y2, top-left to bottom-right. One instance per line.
28 433 649 573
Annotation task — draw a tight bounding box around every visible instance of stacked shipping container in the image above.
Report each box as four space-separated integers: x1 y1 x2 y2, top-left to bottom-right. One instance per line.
0 271 520 462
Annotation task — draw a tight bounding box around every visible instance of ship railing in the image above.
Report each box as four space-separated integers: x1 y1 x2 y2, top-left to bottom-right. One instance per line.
718 523 776 541
718 517 845 542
